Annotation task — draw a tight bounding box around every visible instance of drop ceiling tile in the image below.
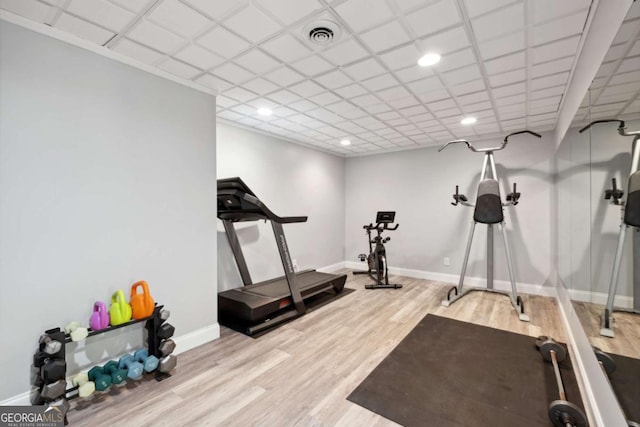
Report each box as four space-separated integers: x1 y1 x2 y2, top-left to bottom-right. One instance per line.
629 40 640 57
263 66 305 86
109 0 150 13
529 96 561 109
530 56 574 78
211 62 254 84
157 57 201 79
437 48 477 72
0 0 52 22
289 80 325 97
463 0 515 18
261 33 313 63
407 75 445 94
234 49 281 74
418 89 450 103
609 70 640 86
237 117 261 126
334 83 368 98
272 106 298 117
595 61 617 78
530 85 565 99
231 104 260 116
112 38 164 64
67 0 134 32
408 112 433 122
489 68 525 87
55 13 115 45
289 99 318 112
495 93 526 106
352 93 381 106
196 26 250 58
379 43 421 70
405 0 461 38
147 0 210 38
363 103 393 114
361 73 399 91
223 4 280 43
442 64 482 86
531 11 588 47
532 36 580 64
343 58 386 81
484 51 525 75
462 101 492 113
377 86 412 101
471 3 524 41
243 78 279 95
456 91 490 105
532 0 590 24
174 44 224 70
247 98 280 110
315 70 353 89
255 0 321 25
216 95 240 108
223 87 258 103
377 110 401 120
599 82 640 98
360 20 411 53
309 92 341 106
182 0 247 20
618 57 640 74
354 116 386 130
603 43 629 63
325 100 356 114
529 103 558 115
592 94 632 106
449 79 486 96
334 0 394 32
196 74 233 91
290 55 335 76
321 38 370 66
480 34 525 62
427 98 456 111
218 110 244 121
491 82 525 98
341 108 369 119
287 113 315 124
530 72 569 91
613 20 640 45
389 97 419 109
418 26 469 55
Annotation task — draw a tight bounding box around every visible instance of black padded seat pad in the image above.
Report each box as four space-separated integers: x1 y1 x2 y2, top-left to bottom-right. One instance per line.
474 179 504 224
625 171 640 227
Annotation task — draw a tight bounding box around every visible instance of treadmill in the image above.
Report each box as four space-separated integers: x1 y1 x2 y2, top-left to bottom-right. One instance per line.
217 177 347 335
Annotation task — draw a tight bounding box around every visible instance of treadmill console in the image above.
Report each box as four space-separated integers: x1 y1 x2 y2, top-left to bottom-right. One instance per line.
376 211 395 223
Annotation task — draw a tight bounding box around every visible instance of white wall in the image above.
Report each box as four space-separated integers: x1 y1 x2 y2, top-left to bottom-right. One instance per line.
0 22 218 401
216 123 345 291
345 133 555 287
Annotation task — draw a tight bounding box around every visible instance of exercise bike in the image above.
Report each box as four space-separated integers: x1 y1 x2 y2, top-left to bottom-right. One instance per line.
353 211 402 289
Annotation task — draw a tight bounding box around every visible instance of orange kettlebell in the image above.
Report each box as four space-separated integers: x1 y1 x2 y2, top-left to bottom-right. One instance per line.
130 280 155 319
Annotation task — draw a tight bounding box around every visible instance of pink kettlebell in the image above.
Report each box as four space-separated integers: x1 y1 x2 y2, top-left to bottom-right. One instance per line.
89 301 109 330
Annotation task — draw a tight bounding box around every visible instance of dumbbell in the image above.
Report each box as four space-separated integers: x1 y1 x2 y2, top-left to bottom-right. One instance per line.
48 398 71 419
134 348 159 373
65 322 89 342
40 379 67 400
118 354 143 379
71 373 95 398
159 339 176 357
537 337 588 427
157 323 175 340
39 334 62 356
88 366 112 392
158 354 177 374
159 308 170 321
41 359 66 384
103 360 127 385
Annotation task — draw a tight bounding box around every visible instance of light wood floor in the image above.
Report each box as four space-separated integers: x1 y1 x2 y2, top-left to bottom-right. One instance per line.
572 301 640 359
68 270 566 426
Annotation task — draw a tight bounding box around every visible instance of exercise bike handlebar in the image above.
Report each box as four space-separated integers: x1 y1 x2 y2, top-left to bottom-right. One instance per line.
579 119 640 136
363 222 399 231
438 130 541 153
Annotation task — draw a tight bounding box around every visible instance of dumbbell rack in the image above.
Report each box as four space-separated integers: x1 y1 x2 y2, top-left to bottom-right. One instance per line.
32 305 175 411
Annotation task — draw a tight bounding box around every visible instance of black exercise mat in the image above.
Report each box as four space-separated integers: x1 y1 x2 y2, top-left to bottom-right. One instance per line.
607 352 640 423
221 287 355 338
348 314 584 427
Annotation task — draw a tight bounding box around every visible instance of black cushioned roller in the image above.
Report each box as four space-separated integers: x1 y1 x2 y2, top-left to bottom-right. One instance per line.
474 179 503 224
625 171 640 227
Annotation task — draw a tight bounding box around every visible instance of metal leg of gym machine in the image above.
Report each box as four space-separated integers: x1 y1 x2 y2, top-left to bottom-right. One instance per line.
365 255 402 289
601 224 628 337
442 220 476 307
500 221 529 322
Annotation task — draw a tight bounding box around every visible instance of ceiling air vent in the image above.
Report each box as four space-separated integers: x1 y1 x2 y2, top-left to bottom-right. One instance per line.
304 20 341 46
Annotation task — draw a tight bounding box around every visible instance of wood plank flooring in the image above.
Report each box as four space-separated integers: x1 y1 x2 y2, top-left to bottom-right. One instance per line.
67 271 566 426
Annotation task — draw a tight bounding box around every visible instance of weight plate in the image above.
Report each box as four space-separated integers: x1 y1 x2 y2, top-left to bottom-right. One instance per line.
548 400 588 427
535 336 549 349
594 349 616 375
540 340 567 363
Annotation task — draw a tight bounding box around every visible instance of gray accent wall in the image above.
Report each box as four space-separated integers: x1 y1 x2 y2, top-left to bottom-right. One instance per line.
0 22 218 401
216 123 345 291
345 133 555 286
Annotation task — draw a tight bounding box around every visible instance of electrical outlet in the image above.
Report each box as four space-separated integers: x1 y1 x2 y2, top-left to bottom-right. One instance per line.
443 257 450 266
292 259 299 272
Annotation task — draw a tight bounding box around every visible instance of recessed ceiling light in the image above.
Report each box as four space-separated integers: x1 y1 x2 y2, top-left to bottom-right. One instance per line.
257 107 272 116
340 139 351 146
418 52 441 67
461 117 477 125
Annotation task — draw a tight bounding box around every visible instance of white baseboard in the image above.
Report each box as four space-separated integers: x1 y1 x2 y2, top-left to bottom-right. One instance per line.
567 288 634 309
344 261 557 298
316 261 346 273
0 323 220 407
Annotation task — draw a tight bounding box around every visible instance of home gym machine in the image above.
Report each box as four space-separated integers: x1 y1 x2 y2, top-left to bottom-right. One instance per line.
439 130 541 322
579 120 640 338
353 211 402 289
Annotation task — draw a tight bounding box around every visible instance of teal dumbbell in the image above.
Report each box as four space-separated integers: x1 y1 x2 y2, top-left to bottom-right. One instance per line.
103 360 127 385
134 349 159 373
88 366 112 392
118 354 143 379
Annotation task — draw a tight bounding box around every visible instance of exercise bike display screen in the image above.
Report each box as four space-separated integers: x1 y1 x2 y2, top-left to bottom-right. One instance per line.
376 211 395 223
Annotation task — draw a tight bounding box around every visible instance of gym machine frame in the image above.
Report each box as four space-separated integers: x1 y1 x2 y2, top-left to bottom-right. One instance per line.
439 130 541 322
31 304 176 423
579 119 640 338
353 211 402 289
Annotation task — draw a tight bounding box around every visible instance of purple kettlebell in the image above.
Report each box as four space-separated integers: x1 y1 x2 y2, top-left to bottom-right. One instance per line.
90 301 109 330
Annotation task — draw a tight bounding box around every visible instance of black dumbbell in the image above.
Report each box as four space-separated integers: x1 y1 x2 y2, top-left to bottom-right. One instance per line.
158 354 177 374
41 359 66 384
159 339 176 356
40 379 67 400
157 323 175 340
39 334 62 356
